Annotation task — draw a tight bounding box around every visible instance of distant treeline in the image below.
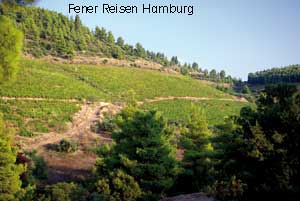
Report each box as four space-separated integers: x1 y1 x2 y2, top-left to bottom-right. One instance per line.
248 64 300 84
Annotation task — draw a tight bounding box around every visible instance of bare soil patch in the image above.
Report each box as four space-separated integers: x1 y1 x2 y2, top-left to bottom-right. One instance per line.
15 102 120 183
11 95 245 184
138 96 248 105
162 193 213 201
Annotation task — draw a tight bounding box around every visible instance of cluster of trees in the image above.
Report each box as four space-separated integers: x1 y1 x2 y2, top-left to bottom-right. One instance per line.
0 2 239 84
1 84 299 200
170 58 238 83
0 2 177 66
191 68 238 83
248 65 300 84
212 84 300 200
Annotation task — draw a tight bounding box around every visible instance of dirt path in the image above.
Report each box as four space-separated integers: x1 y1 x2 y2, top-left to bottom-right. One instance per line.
138 96 247 105
12 95 246 151
1 95 247 104
16 102 117 151
15 102 121 183
9 94 247 150
1 96 81 102
10 95 245 183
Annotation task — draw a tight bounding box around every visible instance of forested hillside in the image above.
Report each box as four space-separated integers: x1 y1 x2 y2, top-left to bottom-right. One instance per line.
0 3 238 83
0 3 172 64
248 64 300 84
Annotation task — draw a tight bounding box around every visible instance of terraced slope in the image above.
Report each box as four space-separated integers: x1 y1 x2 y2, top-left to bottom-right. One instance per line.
0 59 246 135
141 99 254 126
0 59 233 101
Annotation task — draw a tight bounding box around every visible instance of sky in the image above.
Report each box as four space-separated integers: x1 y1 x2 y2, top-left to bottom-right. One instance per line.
36 0 300 80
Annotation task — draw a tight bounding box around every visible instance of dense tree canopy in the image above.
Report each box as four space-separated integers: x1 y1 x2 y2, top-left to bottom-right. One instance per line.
0 15 23 83
1 0 37 5
0 3 175 66
95 107 178 201
213 84 300 201
248 65 300 84
0 114 23 201
177 106 214 193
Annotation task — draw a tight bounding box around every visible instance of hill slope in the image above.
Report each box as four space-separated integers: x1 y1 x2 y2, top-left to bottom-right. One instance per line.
0 59 233 101
0 59 247 135
0 3 172 65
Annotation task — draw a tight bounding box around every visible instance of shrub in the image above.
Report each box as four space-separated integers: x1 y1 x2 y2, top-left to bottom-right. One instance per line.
43 182 88 201
213 176 247 201
95 169 142 201
102 59 108 65
19 128 33 137
26 150 48 181
0 113 23 201
57 139 78 153
95 112 117 133
86 95 98 103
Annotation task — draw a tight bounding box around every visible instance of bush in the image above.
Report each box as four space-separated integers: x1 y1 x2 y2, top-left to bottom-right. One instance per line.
19 127 33 137
57 139 78 153
86 95 98 103
95 169 142 201
180 67 189 75
26 150 48 181
213 176 247 201
102 59 108 65
43 182 88 201
241 85 251 94
96 112 117 133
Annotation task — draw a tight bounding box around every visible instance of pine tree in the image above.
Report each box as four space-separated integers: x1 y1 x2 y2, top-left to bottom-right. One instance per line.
220 70 226 80
95 107 178 201
209 69 217 80
135 43 146 58
192 62 199 71
94 26 107 42
179 105 214 192
116 37 125 47
107 31 115 44
0 114 24 201
0 16 23 83
74 15 81 32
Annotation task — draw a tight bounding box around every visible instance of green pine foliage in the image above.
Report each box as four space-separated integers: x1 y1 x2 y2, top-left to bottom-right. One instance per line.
95 107 178 201
177 106 214 192
0 3 174 65
241 85 251 94
248 65 300 84
0 3 242 79
212 84 300 200
95 169 142 201
0 114 24 201
0 15 23 83
42 182 88 201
